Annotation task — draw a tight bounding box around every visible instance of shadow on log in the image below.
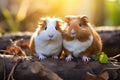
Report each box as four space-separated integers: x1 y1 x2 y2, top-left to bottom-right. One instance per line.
96 27 120 59
0 54 120 80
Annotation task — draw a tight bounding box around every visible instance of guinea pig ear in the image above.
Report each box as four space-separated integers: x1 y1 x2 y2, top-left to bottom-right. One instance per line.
56 18 63 26
65 16 71 23
56 18 64 32
38 18 46 26
37 18 46 35
80 15 89 25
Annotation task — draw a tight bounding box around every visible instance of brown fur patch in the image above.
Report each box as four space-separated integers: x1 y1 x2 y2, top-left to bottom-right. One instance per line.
38 17 63 34
56 20 63 33
29 17 63 56
37 20 46 35
29 19 46 56
80 24 102 57
63 15 102 57
63 16 91 42
29 34 35 56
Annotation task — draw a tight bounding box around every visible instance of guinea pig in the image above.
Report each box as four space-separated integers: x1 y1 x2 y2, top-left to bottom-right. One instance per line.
62 15 102 62
29 17 63 60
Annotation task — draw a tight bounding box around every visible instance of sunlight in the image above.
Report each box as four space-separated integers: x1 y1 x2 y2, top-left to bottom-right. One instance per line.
1 0 120 32
17 0 30 21
108 0 117 2
15 0 96 21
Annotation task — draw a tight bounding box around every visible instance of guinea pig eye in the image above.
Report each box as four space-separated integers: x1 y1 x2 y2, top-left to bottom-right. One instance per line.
45 27 47 30
79 23 82 27
55 27 58 30
68 23 70 26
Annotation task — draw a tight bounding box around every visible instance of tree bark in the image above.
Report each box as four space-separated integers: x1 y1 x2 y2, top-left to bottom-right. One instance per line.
0 54 63 80
0 54 120 80
96 27 120 58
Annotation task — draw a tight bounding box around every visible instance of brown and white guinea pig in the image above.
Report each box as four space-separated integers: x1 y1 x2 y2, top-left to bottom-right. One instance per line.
62 15 102 62
29 17 63 60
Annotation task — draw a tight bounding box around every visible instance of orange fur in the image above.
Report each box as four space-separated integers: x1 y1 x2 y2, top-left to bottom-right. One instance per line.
62 15 102 57
29 34 35 56
56 20 63 33
29 17 63 56
37 20 46 35
29 21 46 56
29 18 48 56
81 25 102 57
63 16 91 42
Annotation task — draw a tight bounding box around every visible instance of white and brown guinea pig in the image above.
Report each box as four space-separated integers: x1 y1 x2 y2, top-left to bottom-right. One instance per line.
29 17 63 60
62 15 102 62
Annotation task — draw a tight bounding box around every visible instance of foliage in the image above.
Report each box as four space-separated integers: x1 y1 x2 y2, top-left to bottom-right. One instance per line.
92 52 109 64
104 0 120 26
99 52 109 64
2 9 19 32
0 0 120 32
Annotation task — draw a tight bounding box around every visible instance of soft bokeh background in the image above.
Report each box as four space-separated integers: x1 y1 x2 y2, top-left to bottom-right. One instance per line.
0 0 120 33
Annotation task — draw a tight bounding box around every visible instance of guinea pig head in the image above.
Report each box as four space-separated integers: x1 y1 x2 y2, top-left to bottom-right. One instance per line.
63 15 91 42
37 17 63 40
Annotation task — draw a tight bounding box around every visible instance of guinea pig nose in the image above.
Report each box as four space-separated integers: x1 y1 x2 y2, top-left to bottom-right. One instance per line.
49 34 53 38
71 29 75 34
71 32 75 35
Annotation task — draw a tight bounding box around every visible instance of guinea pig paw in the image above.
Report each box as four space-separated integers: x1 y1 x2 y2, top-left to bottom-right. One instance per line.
38 55 46 60
82 56 90 62
52 56 58 59
66 55 73 62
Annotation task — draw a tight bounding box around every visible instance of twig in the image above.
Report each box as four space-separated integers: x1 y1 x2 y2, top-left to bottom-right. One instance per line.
7 60 21 80
0 50 10 54
109 54 120 59
3 54 6 80
109 54 120 61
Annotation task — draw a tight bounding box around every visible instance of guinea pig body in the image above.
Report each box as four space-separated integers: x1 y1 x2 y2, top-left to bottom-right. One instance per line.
62 15 102 62
29 17 63 60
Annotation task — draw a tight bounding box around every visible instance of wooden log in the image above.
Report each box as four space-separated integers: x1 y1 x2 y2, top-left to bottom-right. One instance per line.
0 54 120 80
95 27 120 58
0 54 63 80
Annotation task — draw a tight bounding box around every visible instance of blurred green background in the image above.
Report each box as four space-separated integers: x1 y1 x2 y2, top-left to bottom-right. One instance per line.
0 0 120 33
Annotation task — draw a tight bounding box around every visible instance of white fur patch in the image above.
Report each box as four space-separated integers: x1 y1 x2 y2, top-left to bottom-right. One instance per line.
33 18 62 58
63 35 93 57
71 29 76 37
35 38 62 56
71 29 75 33
46 18 56 29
